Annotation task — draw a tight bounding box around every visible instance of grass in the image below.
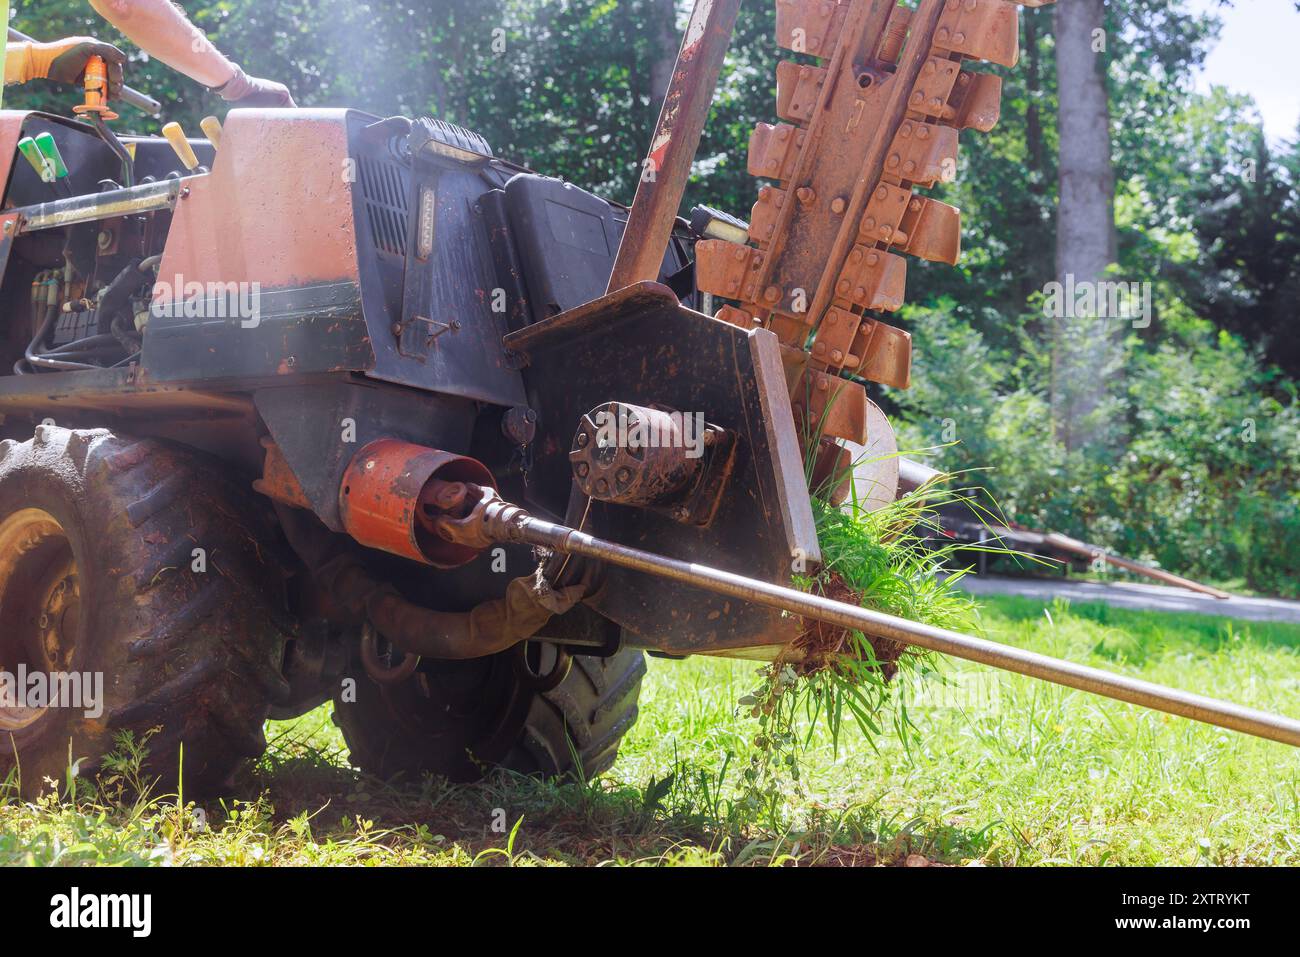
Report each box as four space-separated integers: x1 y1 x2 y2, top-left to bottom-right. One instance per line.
2 594 1297 866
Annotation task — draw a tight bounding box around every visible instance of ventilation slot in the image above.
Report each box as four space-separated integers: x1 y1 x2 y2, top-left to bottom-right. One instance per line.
358 156 410 258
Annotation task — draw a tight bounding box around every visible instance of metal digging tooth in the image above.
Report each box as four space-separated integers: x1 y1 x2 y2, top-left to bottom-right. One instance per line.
697 0 1053 499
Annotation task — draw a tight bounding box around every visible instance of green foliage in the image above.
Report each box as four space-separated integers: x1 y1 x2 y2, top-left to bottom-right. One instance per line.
1117 331 1300 594
895 303 1300 594
3 598 1299 866
736 478 992 824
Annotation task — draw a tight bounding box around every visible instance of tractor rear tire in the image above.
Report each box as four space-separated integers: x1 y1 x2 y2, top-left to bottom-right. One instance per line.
333 642 645 783
0 426 290 797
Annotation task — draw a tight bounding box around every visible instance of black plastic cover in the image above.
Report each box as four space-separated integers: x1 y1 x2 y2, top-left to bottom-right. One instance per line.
503 173 693 324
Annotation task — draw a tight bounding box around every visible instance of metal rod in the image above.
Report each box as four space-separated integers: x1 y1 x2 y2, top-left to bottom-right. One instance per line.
488 506 1300 748
90 111 134 188
897 460 1231 599
606 0 741 293
1045 533 1232 600
14 177 186 232
7 27 163 117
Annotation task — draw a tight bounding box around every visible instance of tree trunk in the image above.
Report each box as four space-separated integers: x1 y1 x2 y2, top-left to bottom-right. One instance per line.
1053 0 1116 452
1024 9 1045 192
649 0 681 131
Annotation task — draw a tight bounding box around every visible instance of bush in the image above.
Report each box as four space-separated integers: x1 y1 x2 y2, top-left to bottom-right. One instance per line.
890 305 1300 596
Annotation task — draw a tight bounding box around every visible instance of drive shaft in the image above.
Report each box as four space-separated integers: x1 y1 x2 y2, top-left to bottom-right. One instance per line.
462 496 1300 749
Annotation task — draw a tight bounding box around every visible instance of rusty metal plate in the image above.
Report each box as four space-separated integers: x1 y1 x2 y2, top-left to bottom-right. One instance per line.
696 239 768 304
503 281 819 654
886 119 960 188
715 303 758 329
775 61 826 124
948 71 1004 131
747 121 807 181
776 0 847 56
896 195 962 264
852 317 912 387
833 246 907 312
747 185 788 244
795 371 869 444
934 0 1022 68
807 305 862 371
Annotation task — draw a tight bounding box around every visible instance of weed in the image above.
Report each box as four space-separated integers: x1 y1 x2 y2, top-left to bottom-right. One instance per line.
736 453 1004 822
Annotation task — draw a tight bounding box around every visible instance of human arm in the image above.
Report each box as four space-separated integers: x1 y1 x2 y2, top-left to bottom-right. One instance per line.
4 37 126 94
87 0 294 106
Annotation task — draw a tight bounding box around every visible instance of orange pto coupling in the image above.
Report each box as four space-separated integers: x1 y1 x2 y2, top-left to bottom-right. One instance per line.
338 439 497 568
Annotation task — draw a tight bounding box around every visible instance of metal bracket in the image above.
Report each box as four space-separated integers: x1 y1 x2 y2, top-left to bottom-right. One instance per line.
396 314 461 359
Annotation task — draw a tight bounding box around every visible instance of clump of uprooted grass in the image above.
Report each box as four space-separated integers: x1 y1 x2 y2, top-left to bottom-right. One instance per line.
735 453 1017 818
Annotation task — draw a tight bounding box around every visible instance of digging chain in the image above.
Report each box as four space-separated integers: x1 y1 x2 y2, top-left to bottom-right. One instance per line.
695 0 1054 490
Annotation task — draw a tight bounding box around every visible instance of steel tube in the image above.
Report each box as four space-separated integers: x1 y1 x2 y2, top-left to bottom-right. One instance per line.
14 177 185 232
606 0 742 292
494 508 1300 748
1045 532 1232 600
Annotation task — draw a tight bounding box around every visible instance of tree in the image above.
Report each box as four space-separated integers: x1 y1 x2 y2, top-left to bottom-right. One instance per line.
1052 0 1116 453
648 0 681 124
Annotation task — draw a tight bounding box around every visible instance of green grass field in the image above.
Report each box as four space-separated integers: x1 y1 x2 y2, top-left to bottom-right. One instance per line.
2 594 1298 866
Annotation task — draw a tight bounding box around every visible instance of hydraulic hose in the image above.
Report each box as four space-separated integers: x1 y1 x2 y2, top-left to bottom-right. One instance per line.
272 503 583 661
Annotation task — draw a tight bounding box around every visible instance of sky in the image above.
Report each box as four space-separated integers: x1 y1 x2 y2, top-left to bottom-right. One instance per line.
1188 0 1300 142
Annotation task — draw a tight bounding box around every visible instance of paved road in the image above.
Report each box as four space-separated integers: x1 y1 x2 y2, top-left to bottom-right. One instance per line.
953 575 1300 625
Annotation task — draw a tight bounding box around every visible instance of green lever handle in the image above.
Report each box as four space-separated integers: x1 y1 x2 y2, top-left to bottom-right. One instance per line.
32 132 69 179
16 137 55 183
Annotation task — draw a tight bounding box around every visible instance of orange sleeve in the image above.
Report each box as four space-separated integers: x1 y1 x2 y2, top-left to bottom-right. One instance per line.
4 42 35 85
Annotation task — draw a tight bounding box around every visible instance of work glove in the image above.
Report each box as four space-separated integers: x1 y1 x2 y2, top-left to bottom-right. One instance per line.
5 38 126 96
213 64 296 108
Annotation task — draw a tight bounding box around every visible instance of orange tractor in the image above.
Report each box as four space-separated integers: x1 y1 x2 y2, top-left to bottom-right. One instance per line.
0 0 1294 796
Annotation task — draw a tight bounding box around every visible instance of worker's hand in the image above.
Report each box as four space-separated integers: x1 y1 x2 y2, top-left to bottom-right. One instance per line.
214 65 296 108
6 38 126 96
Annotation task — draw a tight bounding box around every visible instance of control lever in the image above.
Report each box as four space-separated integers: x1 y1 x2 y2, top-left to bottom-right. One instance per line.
16 136 72 198
6 26 162 117
71 54 118 121
200 116 223 151
16 138 55 184
161 122 202 172
68 54 134 188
